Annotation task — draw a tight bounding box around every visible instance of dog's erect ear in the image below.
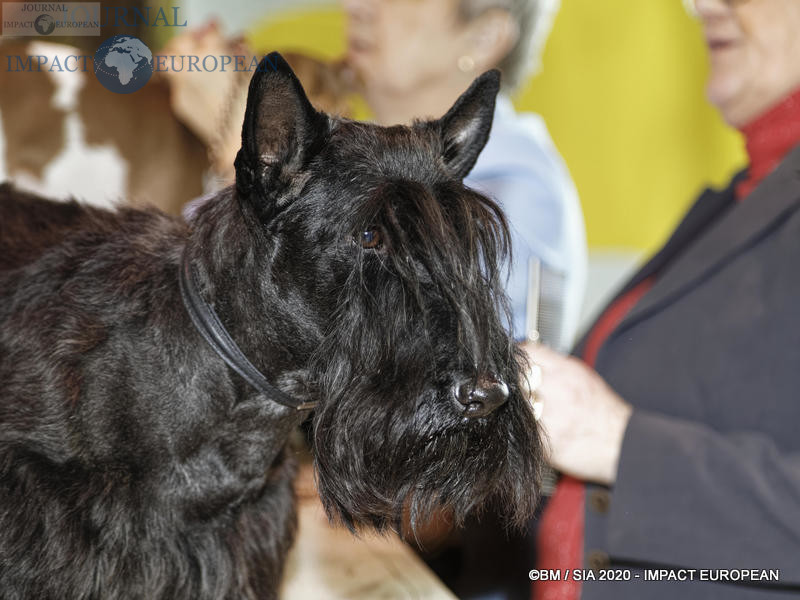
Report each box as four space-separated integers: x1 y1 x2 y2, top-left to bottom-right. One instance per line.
438 69 500 180
235 52 328 200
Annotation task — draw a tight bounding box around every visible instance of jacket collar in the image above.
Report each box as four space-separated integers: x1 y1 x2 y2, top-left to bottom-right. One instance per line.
608 144 800 340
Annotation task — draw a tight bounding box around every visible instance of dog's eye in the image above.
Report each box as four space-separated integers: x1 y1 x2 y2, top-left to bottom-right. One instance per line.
359 229 382 250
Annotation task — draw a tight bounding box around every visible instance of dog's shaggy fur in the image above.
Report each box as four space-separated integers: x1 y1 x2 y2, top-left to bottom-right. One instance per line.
0 53 542 599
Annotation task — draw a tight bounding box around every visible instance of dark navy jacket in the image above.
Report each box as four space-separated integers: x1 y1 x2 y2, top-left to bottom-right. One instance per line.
576 146 800 599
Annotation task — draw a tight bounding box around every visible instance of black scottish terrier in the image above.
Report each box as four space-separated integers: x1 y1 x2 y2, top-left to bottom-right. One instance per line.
0 53 542 599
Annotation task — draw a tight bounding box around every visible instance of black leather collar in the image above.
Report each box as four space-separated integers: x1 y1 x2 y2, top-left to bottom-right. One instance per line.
178 250 317 411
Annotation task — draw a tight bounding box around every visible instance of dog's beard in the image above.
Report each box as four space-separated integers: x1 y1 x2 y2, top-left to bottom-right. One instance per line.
307 180 543 534
310 363 543 535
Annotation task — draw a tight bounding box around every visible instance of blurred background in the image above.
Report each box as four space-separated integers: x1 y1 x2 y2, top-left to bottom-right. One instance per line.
1 0 748 330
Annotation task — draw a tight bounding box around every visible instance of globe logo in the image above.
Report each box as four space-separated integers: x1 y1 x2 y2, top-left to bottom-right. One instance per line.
94 35 153 94
34 14 56 35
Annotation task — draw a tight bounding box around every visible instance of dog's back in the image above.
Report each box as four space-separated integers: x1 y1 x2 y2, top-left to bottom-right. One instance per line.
0 181 187 269
0 185 294 600
0 183 100 272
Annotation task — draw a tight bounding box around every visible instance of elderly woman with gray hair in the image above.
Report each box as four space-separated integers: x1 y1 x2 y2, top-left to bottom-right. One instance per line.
343 0 586 352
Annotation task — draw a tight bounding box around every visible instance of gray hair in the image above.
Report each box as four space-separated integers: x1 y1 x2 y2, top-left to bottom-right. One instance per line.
458 0 560 92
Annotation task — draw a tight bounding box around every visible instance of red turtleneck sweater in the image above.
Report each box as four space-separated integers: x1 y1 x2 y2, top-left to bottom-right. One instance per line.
533 87 800 600
736 89 800 200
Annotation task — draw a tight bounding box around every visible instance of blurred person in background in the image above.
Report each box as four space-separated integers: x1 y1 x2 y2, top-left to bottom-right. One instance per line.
343 0 586 351
525 0 800 598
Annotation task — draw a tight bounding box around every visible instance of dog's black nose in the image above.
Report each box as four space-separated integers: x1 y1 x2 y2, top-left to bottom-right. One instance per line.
453 374 509 418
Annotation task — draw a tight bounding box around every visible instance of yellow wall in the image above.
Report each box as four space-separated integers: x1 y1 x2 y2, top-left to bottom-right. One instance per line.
249 6 346 61
248 1 747 253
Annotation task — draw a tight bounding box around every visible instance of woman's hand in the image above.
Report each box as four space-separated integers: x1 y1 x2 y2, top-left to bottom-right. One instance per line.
520 342 633 486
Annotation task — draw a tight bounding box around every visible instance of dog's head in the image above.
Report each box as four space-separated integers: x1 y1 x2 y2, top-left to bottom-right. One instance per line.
231 52 542 533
